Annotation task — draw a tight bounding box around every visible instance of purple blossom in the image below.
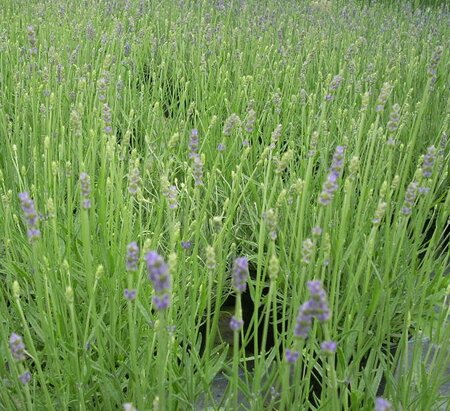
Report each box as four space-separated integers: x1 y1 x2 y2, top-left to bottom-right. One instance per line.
401 181 418 215
145 251 171 310
318 172 339 206
294 280 331 339
375 397 393 411
124 289 137 301
19 371 32 385
79 172 91 209
181 241 192 250
126 242 139 271
294 304 312 338
192 155 204 186
232 257 249 293
229 316 244 331
18 192 41 241
9 333 26 362
103 103 112 134
330 146 345 175
422 145 436 178
152 294 170 310
217 143 225 152
320 340 337 354
285 349 299 364
123 403 138 411
188 129 199 158
325 75 344 100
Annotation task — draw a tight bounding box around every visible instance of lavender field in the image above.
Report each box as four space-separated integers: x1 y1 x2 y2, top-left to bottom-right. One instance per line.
0 0 449 410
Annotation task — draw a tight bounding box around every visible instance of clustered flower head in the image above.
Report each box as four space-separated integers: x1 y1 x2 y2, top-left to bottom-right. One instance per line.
320 340 337 354
387 103 401 133
192 155 204 186
422 145 436 178
79 172 91 209
102 103 112 134
401 180 418 215
9 333 26 362
18 192 41 241
229 315 244 331
126 242 139 272
325 74 344 101
375 397 393 411
294 280 331 339
161 176 178 209
270 124 282 149
245 108 256 133
232 257 249 293
319 146 345 206
223 113 241 136
128 167 141 196
376 82 393 112
145 251 171 310
9 333 32 384
263 208 278 240
124 289 137 301
427 45 443 83
188 129 199 158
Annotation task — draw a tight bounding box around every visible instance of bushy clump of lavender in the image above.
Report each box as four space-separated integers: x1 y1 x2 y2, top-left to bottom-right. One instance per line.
319 146 345 206
18 192 41 241
145 251 171 310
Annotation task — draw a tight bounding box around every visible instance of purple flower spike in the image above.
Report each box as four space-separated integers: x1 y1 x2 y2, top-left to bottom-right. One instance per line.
18 192 41 241
79 172 91 209
126 242 139 272
422 145 436 178
181 241 192 250
229 316 244 331
232 257 249 293
152 294 170 310
375 397 393 411
189 129 199 158
145 251 171 311
19 371 32 385
285 349 300 364
124 289 137 301
294 305 312 338
9 333 26 362
321 340 337 354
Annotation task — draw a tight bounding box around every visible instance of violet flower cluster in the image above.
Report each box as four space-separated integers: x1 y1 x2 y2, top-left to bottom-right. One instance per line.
294 280 331 339
401 181 418 216
18 192 41 241
188 129 204 185
422 145 436 178
126 242 139 272
318 146 345 206
79 172 91 209
145 251 171 310
232 257 249 293
9 333 32 385
325 74 344 101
